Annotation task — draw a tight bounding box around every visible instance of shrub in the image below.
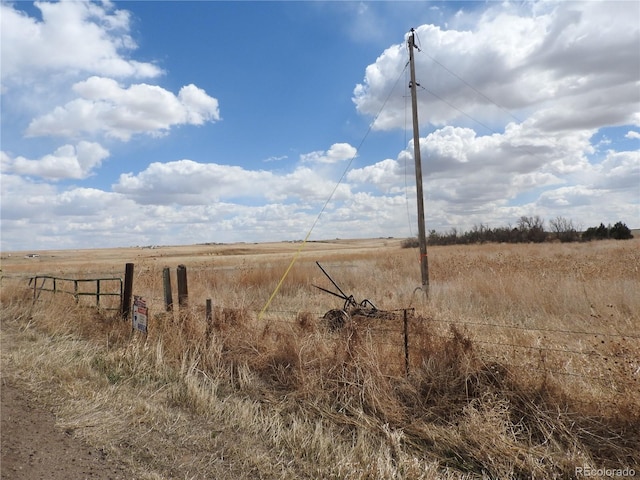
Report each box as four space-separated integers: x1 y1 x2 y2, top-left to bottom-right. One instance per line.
401 237 420 248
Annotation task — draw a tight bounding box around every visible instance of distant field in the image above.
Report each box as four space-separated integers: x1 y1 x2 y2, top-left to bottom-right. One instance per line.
2 237 639 479
1 238 403 276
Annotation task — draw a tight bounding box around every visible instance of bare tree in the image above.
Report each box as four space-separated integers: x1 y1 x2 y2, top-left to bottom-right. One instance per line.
549 216 579 242
517 215 546 242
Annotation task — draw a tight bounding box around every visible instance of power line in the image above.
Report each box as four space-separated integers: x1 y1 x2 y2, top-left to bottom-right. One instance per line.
409 40 556 166
418 83 498 136
422 51 524 125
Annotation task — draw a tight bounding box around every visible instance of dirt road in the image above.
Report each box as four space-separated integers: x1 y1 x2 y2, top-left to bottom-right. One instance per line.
1 376 129 480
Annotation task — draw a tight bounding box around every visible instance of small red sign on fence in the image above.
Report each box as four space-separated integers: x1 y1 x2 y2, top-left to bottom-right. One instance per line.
132 295 148 334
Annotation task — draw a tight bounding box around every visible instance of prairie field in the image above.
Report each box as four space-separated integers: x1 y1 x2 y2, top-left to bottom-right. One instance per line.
1 238 639 479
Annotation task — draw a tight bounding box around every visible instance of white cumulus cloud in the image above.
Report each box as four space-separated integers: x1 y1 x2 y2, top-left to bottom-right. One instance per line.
112 144 355 206
353 1 639 133
26 77 220 140
625 131 640 140
1 141 109 180
0 1 162 85
300 143 357 164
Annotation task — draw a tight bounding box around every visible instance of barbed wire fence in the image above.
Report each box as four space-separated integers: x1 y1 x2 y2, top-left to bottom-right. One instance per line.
15 263 639 401
148 290 639 397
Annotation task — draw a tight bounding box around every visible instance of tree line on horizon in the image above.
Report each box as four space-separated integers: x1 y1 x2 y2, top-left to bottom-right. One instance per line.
402 216 634 247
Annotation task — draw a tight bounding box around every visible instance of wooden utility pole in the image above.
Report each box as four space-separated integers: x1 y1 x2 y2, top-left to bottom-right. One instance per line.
408 28 429 294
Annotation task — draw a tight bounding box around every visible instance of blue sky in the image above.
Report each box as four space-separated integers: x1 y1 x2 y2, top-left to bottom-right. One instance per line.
1 0 639 251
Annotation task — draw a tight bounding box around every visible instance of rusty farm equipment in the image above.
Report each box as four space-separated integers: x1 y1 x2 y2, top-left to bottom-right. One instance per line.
313 261 395 330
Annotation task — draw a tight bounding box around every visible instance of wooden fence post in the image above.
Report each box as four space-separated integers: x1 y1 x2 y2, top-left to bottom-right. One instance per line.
404 309 410 375
177 264 188 308
205 298 213 339
163 267 173 312
122 263 134 319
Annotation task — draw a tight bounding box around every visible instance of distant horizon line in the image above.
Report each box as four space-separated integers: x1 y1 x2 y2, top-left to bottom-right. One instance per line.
2 229 638 255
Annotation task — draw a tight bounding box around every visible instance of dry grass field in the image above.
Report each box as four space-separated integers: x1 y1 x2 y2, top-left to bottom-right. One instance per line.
1 237 639 479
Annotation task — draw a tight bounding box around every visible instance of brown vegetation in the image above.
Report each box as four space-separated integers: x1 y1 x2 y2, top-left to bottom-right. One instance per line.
1 238 639 479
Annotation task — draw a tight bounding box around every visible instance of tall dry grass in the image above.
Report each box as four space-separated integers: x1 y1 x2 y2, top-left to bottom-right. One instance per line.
1 238 638 479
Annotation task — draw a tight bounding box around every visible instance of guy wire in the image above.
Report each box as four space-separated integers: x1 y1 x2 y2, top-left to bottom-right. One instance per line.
258 62 409 320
